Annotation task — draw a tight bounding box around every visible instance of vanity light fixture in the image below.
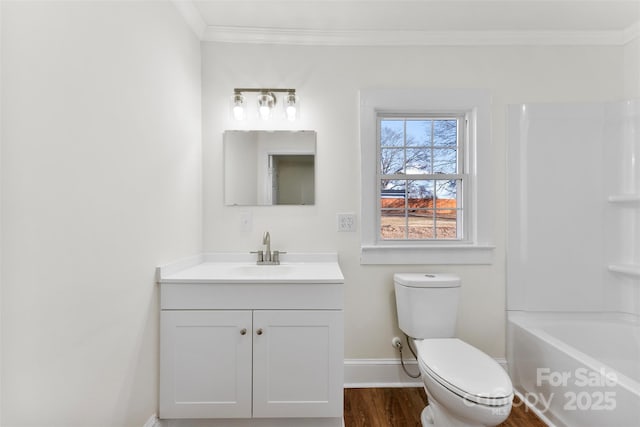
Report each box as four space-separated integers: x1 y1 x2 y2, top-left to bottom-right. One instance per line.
284 91 298 121
257 92 276 120
231 88 298 121
232 91 246 121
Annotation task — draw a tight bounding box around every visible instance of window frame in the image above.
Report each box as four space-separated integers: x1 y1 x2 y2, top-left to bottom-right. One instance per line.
376 113 468 243
359 88 495 265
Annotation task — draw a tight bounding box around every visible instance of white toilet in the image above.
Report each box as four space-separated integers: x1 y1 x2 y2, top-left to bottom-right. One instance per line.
394 273 513 427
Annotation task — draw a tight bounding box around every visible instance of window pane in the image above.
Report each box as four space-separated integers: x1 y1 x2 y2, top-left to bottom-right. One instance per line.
433 148 457 173
380 120 404 147
435 210 458 239
435 180 459 239
381 179 406 192
405 148 431 174
408 210 435 239
433 120 457 147
380 148 404 175
407 180 434 202
435 180 457 207
380 209 406 239
406 120 431 146
380 179 406 208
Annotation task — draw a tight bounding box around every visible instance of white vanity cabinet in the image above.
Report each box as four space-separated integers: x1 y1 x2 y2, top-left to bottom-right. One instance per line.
160 310 253 418
157 253 345 427
252 310 343 418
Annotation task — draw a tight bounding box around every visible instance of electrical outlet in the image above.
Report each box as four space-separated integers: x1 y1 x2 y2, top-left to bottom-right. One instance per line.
337 213 356 232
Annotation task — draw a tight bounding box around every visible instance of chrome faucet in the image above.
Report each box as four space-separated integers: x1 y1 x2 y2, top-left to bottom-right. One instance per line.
252 231 285 265
263 231 271 262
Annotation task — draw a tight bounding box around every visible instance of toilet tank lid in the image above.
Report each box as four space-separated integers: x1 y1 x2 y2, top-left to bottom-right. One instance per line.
393 273 461 288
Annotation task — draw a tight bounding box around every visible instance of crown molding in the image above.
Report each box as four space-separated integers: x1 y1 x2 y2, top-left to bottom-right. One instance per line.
169 0 640 47
201 25 640 46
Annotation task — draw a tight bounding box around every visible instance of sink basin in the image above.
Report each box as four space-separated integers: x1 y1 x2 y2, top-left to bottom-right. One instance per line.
232 264 294 276
157 253 344 284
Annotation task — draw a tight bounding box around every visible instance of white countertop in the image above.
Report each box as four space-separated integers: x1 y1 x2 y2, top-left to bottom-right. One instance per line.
157 252 344 284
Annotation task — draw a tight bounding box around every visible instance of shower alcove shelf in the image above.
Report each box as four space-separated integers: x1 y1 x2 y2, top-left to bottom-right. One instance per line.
608 264 640 277
607 193 640 279
608 194 640 203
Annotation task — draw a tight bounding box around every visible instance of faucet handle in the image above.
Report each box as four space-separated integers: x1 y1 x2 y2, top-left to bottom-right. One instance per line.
250 250 264 262
272 250 287 264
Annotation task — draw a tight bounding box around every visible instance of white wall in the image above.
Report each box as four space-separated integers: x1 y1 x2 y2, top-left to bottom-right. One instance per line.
202 42 625 360
1 2 201 426
625 37 640 98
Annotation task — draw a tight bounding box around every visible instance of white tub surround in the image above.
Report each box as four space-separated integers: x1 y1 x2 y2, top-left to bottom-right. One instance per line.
157 253 344 427
604 99 640 283
507 100 640 313
507 100 640 426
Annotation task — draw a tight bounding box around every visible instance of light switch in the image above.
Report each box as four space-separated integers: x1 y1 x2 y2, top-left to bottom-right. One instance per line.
239 211 252 232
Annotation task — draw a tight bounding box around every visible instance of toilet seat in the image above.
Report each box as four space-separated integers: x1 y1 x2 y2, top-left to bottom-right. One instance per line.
416 338 513 407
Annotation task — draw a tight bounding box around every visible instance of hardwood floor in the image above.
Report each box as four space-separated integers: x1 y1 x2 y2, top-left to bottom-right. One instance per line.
344 388 547 427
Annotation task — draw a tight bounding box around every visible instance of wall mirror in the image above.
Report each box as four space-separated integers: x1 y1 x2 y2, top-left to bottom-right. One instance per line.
224 130 316 206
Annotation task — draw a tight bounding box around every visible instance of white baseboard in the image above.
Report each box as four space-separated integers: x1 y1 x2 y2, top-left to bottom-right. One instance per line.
344 357 509 388
344 358 422 388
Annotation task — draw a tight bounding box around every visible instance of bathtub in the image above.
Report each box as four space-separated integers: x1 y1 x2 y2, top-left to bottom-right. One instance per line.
507 311 640 427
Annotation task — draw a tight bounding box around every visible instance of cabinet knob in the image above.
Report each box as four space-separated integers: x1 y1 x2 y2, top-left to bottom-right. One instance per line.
256 328 264 336
240 328 247 336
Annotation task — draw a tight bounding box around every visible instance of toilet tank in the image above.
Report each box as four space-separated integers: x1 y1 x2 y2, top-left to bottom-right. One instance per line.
394 273 461 339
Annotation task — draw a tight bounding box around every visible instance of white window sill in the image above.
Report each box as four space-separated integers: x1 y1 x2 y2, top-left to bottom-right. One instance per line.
360 244 495 265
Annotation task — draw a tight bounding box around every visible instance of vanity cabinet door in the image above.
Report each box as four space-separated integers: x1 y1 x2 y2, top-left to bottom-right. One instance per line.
160 310 253 419
252 310 344 418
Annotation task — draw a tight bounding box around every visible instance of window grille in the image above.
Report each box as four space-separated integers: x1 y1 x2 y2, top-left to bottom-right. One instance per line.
377 114 467 241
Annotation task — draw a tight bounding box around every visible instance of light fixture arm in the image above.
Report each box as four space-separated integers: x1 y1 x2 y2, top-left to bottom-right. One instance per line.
234 88 296 94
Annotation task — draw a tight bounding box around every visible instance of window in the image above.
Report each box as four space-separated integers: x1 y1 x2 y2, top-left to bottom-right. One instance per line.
359 89 494 264
378 115 466 241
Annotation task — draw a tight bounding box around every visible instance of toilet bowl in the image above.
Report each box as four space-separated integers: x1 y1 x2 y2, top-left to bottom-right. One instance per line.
393 273 513 427
416 338 513 427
